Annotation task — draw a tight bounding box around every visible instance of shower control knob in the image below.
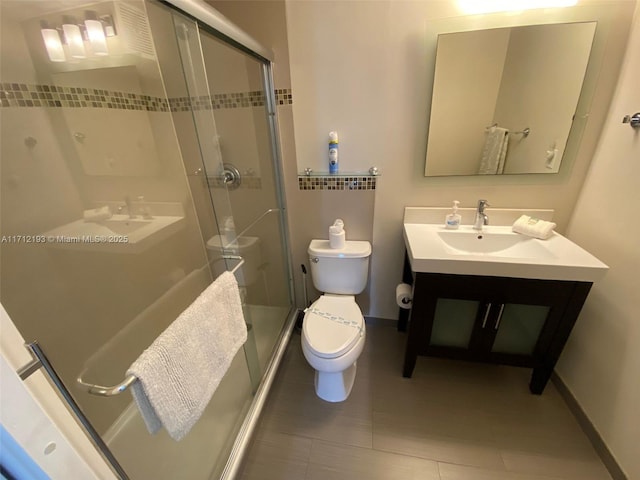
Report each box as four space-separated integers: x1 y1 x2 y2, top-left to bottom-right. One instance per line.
622 112 640 128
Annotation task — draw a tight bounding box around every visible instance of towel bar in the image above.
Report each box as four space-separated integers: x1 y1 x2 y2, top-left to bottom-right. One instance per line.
77 262 246 397
77 374 137 397
510 127 531 137
222 255 245 275
484 124 531 137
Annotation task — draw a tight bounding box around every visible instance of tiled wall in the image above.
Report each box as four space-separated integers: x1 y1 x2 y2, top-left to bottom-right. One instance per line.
1 81 293 190
0 81 293 112
1 81 369 192
297 175 378 191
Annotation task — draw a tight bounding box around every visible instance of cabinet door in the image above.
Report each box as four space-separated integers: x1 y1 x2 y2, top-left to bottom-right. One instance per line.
490 303 551 355
430 298 481 348
484 278 574 365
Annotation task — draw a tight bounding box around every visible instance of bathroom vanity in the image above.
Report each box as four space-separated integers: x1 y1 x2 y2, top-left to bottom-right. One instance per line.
400 208 608 394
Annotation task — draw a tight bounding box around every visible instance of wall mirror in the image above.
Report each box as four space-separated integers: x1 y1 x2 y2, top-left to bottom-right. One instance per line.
424 20 596 177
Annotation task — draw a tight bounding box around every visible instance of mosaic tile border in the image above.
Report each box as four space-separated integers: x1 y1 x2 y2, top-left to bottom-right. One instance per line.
0 82 293 111
298 175 377 191
275 89 293 105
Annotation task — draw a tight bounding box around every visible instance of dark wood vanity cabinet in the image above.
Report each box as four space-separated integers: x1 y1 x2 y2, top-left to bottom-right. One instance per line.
400 257 592 394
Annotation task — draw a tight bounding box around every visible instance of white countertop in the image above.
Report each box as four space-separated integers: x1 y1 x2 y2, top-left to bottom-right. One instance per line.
403 211 608 283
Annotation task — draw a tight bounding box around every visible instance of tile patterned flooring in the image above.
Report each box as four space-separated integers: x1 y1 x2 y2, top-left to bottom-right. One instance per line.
238 323 611 480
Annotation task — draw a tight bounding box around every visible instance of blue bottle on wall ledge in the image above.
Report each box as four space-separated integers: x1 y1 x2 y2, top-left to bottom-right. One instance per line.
329 131 339 174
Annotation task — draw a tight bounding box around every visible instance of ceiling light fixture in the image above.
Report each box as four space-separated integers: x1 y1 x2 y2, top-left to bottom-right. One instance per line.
457 0 578 15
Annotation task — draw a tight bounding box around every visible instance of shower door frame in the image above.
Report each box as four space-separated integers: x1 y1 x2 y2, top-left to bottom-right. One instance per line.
160 3 298 477
162 0 295 307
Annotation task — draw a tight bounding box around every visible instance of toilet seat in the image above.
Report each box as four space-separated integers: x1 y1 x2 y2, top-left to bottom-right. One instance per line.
303 295 364 359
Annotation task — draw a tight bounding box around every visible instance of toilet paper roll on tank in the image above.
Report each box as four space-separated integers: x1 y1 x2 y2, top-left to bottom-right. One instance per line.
396 283 413 309
329 219 346 249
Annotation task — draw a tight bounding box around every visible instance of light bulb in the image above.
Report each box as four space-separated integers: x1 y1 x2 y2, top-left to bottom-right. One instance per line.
85 19 108 56
41 28 65 62
62 23 86 59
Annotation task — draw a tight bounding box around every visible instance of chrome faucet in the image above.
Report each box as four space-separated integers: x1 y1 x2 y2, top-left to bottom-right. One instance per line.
473 199 490 230
136 195 153 220
117 195 136 219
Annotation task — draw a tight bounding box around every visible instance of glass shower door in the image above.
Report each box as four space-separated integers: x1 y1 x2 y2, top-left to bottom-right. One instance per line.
1 1 290 479
171 12 293 383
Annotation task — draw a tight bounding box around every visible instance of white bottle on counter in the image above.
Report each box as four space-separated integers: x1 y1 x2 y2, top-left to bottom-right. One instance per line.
445 200 461 229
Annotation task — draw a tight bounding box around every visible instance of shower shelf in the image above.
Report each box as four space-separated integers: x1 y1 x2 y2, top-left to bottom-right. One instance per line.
298 170 381 178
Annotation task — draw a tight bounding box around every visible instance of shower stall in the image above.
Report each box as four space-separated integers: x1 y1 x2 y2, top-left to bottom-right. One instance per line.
0 1 294 478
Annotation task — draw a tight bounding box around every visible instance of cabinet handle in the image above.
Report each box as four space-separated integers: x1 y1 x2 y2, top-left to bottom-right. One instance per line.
494 304 505 330
481 303 492 328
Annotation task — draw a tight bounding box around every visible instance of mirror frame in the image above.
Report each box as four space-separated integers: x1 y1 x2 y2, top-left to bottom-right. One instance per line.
423 4 624 178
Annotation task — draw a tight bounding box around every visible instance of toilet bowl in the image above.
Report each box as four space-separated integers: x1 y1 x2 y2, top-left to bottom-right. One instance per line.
301 238 371 402
302 294 366 402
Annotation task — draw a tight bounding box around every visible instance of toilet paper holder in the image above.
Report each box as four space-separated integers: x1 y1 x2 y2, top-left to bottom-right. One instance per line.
396 283 413 310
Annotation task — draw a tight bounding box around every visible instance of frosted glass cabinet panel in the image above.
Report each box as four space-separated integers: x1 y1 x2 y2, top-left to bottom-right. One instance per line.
491 304 550 355
430 299 479 348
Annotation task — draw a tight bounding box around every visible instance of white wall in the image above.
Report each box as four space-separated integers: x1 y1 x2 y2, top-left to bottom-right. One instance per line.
286 0 635 319
556 6 640 479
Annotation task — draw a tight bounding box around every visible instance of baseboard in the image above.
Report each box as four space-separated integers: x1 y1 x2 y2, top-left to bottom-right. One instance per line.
551 372 627 480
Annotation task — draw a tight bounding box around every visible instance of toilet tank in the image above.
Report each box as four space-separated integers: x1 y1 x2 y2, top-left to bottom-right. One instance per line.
308 239 371 294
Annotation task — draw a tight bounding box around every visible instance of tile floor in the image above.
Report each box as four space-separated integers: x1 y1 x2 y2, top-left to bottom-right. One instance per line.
238 323 611 480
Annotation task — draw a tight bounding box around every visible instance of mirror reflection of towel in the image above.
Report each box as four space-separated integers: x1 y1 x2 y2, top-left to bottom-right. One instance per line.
478 126 509 174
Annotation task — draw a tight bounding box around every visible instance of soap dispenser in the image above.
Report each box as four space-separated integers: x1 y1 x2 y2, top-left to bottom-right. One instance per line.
445 201 461 229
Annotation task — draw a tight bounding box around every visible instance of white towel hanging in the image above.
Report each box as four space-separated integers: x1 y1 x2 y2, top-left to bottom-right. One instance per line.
127 271 246 441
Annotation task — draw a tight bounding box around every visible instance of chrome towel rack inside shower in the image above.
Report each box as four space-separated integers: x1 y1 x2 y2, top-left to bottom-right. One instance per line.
75 257 246 397
485 123 531 137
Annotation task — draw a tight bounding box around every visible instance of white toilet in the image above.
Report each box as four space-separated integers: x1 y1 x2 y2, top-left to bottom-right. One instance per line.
302 239 371 402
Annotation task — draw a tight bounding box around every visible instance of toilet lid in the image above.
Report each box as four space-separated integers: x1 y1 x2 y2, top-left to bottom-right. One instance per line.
303 295 364 359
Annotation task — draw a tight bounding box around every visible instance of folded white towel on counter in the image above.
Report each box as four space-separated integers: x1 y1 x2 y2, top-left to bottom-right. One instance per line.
83 205 112 222
127 271 246 441
512 215 557 240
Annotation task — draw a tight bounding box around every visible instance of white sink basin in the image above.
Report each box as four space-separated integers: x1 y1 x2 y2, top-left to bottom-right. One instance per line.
404 223 608 282
44 214 185 254
436 229 556 259
100 218 154 235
